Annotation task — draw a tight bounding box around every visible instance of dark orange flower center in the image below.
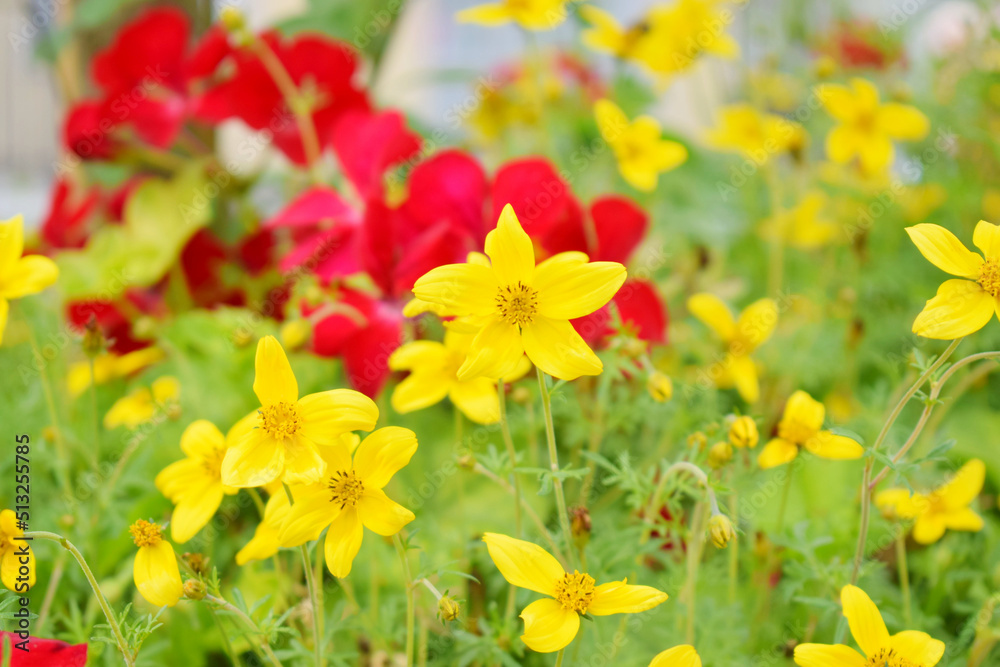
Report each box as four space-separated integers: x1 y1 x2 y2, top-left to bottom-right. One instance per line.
259 401 301 440
554 571 596 613
496 282 538 327
979 257 1000 297
130 519 163 548
865 647 922 667
328 470 365 509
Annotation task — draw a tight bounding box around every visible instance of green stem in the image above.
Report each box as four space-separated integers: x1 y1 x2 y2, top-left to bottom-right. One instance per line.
89 356 100 468
394 534 415 667
554 648 565 667
683 502 707 644
283 484 324 667
537 372 577 569
206 595 284 667
641 460 721 545
776 464 794 535
35 549 66 634
497 377 522 622
25 532 133 666
728 482 739 606
896 531 911 627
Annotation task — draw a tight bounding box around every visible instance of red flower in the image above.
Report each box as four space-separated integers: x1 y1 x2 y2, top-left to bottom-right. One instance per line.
67 290 164 355
0 632 87 667
39 178 100 250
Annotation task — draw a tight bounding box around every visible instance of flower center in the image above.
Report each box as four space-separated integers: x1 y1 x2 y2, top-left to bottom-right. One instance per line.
496 282 539 327
554 571 596 613
258 401 301 440
202 446 227 479
130 520 163 548
865 647 922 667
979 257 1000 297
328 470 365 509
777 418 814 445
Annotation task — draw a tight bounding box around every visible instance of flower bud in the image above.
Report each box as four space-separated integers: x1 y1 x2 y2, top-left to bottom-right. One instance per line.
708 514 735 549
687 431 707 450
621 338 647 359
81 316 105 358
438 595 461 622
457 452 476 470
183 552 210 576
708 442 733 469
570 506 591 548
280 319 313 351
184 579 207 601
814 55 836 79
511 386 532 405
728 416 758 449
646 372 673 402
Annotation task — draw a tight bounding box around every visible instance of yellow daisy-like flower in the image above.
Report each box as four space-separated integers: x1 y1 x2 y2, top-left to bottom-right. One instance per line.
0 214 59 345
595 99 688 192
905 221 1000 339
236 484 291 566
130 519 183 608
761 191 838 250
758 390 863 469
686 294 778 403
389 330 531 424
705 104 805 162
413 205 626 381
483 533 668 653
155 420 240 544
875 459 985 545
221 336 379 488
649 645 701 667
104 376 180 430
67 347 165 398
0 509 35 592
642 0 740 77
794 585 944 667
817 77 929 173
279 427 417 578
456 0 569 30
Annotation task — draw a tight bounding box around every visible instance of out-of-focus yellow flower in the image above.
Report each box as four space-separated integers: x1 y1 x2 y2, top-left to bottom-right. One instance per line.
456 0 570 30
68 346 165 397
279 427 417 577
221 336 379 488
155 420 240 544
708 514 735 548
900 183 947 223
129 519 183 608
413 205 626 380
687 294 777 403
705 104 804 162
751 70 802 113
817 77 929 173
758 390 863 469
438 594 462 622
595 99 687 192
875 459 985 544
794 585 944 667
708 441 733 469
483 533 668 653
646 371 673 402
643 0 739 78
579 6 652 62
280 318 313 350
728 415 758 448
103 376 180 430
761 191 837 250
905 221 1000 339
389 330 530 425
0 215 59 345
983 189 1000 222
0 509 35 592
650 645 702 667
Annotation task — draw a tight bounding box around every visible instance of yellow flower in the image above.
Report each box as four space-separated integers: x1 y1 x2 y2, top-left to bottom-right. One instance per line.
905 221 1000 339
0 510 35 592
236 486 291 566
0 214 59 345
686 294 778 403
68 347 165 398
875 459 985 544
579 6 653 62
708 514 735 548
817 77 929 173
279 427 418 577
646 371 673 402
728 415 758 448
413 205 626 381
389 330 530 424
280 318 313 350
221 336 379 488
758 390 863 469
129 519 183 608
761 192 838 250
794 585 944 667
595 99 687 192
705 104 805 162
456 0 569 30
640 0 740 77
649 645 702 667
104 376 180 430
155 420 240 543
483 533 668 653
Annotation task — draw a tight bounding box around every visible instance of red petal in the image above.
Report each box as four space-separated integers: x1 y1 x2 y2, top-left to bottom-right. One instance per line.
63 101 118 159
571 279 668 346
588 196 648 264
332 110 421 197
40 178 100 249
91 7 189 94
1 632 88 667
491 158 583 242
402 150 489 243
264 187 358 229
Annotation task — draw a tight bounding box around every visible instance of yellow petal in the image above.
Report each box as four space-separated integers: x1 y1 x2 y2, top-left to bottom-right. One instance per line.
388 340 448 371
155 459 206 503
587 580 668 616
0 543 35 592
735 298 779 351
858 134 894 174
912 513 946 544
282 436 327 485
758 438 799 469
357 487 414 536
103 389 155 430
486 204 535 286
874 488 912 515
580 6 624 54
298 389 379 445
793 643 866 667
651 138 688 171
221 429 285 488
905 224 984 278
0 298 7 346
535 254 626 320
816 83 859 122
413 263 499 317
912 279 995 339
803 432 864 460
649 646 703 667
942 507 983 532
253 335 298 406
887 631 945 666
236 492 290 565
352 426 418 489
519 597 580 653
939 458 985 510
619 161 658 192
521 316 602 380
0 215 25 281
687 293 736 341
279 484 337 547
728 354 760 404
0 255 59 299
151 376 180 404
457 317 526 381
783 390 825 435
877 103 929 141
449 377 500 425
825 125 863 164
170 482 224 544
840 585 889 656
133 540 183 608
595 98 630 144
482 533 563 596
324 507 364 578
973 220 1000 258
456 3 511 25
180 419 226 459
392 371 452 414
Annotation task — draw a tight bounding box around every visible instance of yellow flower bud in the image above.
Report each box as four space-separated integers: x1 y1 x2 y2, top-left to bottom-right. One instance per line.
183 552 210 576
814 55 836 79
621 338 647 359
184 579 207 601
81 316 105 358
438 595 461 622
708 514 735 549
647 372 673 402
280 319 313 351
687 431 707 451
728 416 759 449
219 6 246 32
511 386 532 405
708 442 733 469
